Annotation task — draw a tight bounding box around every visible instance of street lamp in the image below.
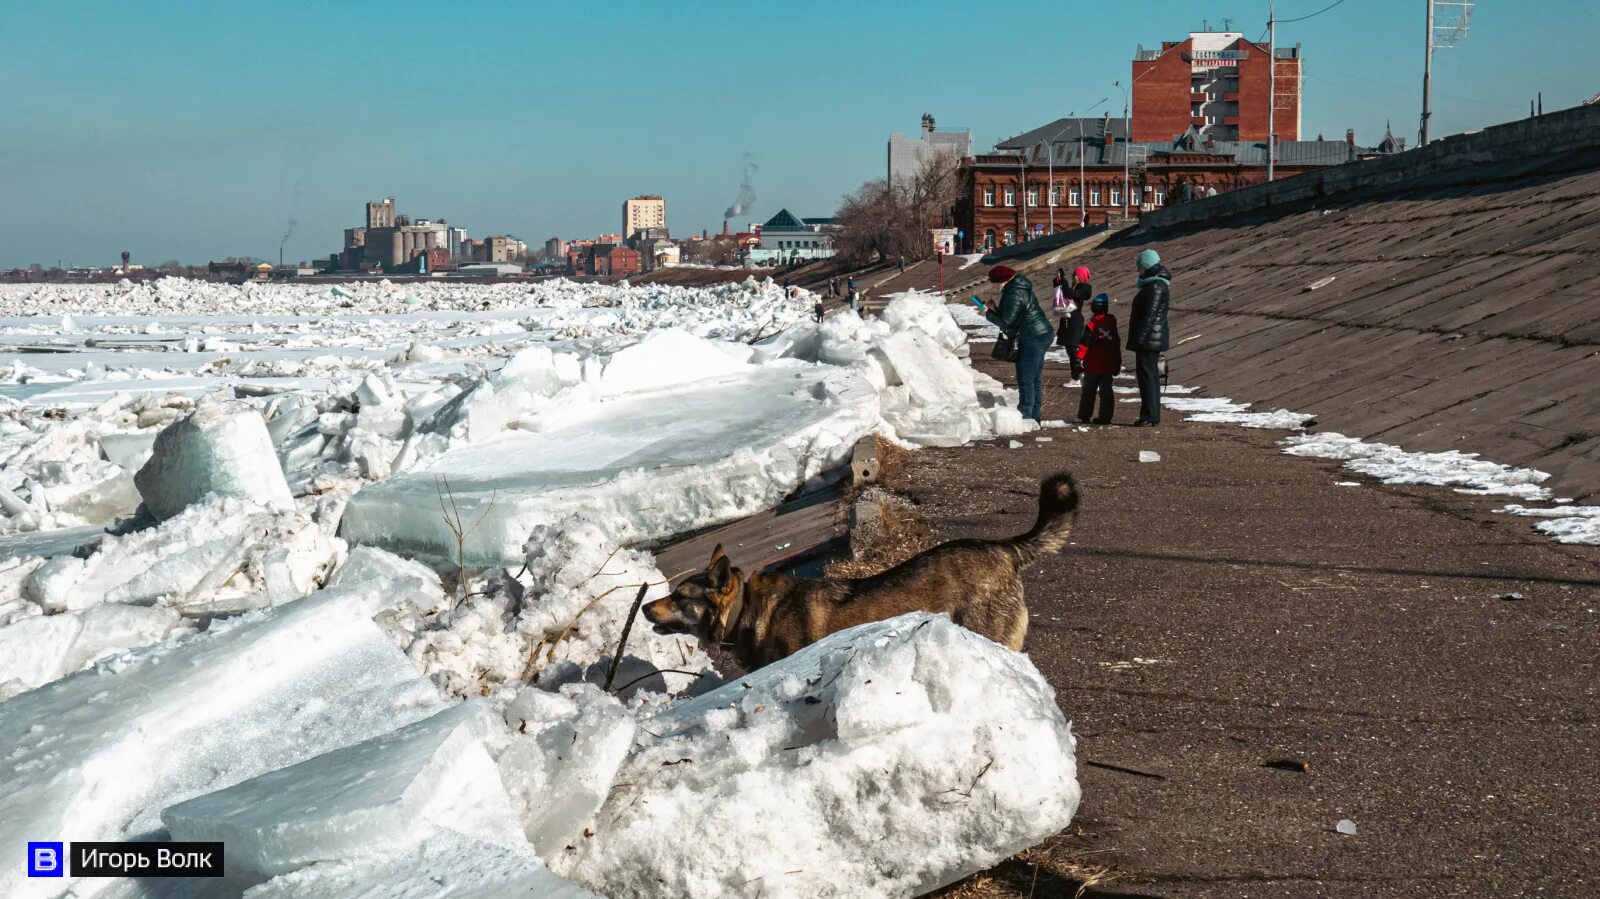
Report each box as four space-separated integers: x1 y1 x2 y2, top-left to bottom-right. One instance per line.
1112 80 1131 218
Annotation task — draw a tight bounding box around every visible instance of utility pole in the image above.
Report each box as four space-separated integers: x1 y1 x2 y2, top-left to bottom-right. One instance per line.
1267 0 1276 181
1422 0 1433 144
1019 152 1028 239
1113 80 1130 218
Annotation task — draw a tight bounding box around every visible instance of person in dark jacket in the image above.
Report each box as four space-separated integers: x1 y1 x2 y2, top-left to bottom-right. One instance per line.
1076 292 1121 424
1057 265 1091 382
1126 248 1171 426
983 265 1054 422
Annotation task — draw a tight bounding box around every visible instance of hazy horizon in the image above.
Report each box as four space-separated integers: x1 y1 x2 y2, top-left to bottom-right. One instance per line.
2 0 1591 268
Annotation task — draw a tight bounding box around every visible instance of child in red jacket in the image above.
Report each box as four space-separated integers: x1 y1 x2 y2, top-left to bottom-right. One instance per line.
1076 293 1122 424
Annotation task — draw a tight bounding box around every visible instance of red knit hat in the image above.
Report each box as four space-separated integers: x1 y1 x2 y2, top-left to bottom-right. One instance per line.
1073 265 1091 283
987 265 1016 283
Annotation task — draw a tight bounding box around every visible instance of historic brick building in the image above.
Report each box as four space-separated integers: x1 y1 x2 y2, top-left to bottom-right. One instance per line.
1131 29 1300 144
953 116 1377 253
566 243 641 279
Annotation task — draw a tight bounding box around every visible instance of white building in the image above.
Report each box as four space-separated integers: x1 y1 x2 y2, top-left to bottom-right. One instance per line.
888 114 972 185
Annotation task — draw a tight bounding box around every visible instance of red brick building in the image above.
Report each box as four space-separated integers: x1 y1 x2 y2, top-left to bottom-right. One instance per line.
567 243 641 279
954 117 1378 252
1131 30 1300 143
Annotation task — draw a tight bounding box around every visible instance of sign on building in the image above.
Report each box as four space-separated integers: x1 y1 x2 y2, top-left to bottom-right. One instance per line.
931 228 958 256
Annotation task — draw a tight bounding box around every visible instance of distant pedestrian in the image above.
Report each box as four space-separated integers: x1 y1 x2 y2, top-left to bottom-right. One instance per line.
813 298 825 322
1057 265 1091 382
829 276 838 298
983 265 1053 423
847 275 857 295
848 287 859 315
1127 248 1172 427
898 256 905 274
1076 293 1121 424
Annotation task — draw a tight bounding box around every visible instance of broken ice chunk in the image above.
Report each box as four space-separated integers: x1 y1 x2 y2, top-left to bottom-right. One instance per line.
134 399 294 520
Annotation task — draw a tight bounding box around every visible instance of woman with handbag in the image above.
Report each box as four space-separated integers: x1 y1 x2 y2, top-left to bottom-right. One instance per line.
983 265 1054 422
1056 266 1091 383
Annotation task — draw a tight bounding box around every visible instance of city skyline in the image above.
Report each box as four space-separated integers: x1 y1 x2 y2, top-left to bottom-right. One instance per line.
2 0 1592 267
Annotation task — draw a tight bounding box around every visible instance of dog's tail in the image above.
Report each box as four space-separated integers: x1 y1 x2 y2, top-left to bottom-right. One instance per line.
1007 472 1079 563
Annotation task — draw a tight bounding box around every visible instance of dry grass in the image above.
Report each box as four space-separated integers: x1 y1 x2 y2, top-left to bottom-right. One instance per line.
931 847 1119 899
874 434 913 492
825 488 938 579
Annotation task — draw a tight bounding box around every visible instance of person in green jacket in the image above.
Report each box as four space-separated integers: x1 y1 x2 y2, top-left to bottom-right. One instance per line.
982 265 1054 422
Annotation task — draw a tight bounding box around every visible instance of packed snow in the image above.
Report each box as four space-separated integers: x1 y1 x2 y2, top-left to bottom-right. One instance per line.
1499 503 1600 545
1283 432 1553 500
557 613 1081 899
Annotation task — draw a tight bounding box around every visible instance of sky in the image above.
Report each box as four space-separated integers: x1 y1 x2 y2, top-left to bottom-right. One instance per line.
1 0 1593 268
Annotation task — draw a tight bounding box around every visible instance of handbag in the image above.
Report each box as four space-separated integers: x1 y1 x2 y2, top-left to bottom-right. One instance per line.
991 332 1019 363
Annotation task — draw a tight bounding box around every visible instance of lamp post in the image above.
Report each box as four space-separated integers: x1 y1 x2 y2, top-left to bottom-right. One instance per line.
1268 0 1277 181
1113 80 1131 217
1037 122 1078 234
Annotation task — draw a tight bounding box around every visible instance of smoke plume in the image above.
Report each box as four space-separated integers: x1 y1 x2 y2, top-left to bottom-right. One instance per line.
724 153 758 219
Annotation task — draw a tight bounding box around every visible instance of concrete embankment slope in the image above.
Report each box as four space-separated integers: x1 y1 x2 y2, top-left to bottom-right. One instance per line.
1065 106 1600 501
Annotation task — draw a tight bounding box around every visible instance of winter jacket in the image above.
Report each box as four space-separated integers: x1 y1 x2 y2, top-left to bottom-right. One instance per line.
1079 312 1122 375
986 273 1053 341
1126 264 1171 352
1062 282 1090 348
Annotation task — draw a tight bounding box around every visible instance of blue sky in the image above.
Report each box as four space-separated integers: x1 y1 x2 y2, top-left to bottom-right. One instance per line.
1 0 1592 267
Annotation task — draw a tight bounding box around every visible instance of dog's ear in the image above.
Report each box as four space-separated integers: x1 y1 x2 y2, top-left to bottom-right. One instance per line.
708 554 733 592
708 543 727 570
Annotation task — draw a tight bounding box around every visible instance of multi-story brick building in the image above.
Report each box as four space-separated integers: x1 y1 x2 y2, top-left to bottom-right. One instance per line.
1131 29 1300 143
954 116 1375 252
566 243 641 279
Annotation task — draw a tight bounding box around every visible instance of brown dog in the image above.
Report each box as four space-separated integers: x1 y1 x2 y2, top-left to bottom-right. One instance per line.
644 472 1078 669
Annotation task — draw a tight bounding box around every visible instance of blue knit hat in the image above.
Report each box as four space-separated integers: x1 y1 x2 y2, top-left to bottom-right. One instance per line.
1091 292 1109 312
1136 248 1160 271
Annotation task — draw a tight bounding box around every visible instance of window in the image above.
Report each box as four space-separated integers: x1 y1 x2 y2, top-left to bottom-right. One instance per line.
982 187 995 207
1154 190 1166 206
1049 187 1060 206
1068 189 1080 207
1205 115 1216 125
1089 188 1101 206
1003 188 1015 207
1191 103 1201 116
983 229 996 250
1026 188 1038 206
1111 189 1122 207
1002 230 1016 246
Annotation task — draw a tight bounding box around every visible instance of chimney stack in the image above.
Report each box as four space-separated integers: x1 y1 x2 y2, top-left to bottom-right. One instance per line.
702 228 708 240
1346 129 1355 146
722 220 730 237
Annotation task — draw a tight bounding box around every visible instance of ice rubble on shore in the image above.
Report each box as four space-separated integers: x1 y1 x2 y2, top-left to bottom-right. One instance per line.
343 293 1026 564
0 280 1089 897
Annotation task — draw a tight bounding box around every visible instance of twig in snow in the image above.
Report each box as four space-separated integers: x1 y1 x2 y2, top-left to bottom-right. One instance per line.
614 668 712 693
435 475 495 598
1083 759 1166 780
604 583 652 692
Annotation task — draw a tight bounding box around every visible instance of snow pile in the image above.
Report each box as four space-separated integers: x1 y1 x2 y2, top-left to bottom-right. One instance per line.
1283 432 1553 500
558 613 1080 899
134 398 293 519
524 277 810 342
19 494 344 619
0 580 445 898
1499 504 1600 545
1159 394 1313 429
401 514 710 699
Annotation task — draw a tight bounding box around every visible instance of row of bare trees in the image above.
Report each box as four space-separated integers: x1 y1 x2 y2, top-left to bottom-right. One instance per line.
831 149 962 267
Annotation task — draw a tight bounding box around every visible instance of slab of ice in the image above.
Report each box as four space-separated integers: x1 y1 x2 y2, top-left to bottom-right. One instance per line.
494 684 637 858
0 581 444 899
164 702 525 879
1284 432 1552 500
558 613 1080 899
1139 450 1161 463
0 603 189 699
342 365 878 565
242 831 600 899
134 398 294 519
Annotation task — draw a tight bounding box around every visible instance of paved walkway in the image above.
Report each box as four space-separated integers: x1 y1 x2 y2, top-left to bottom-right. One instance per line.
921 354 1600 898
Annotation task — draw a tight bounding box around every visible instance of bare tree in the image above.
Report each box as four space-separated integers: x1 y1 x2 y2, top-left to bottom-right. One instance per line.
832 150 963 267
